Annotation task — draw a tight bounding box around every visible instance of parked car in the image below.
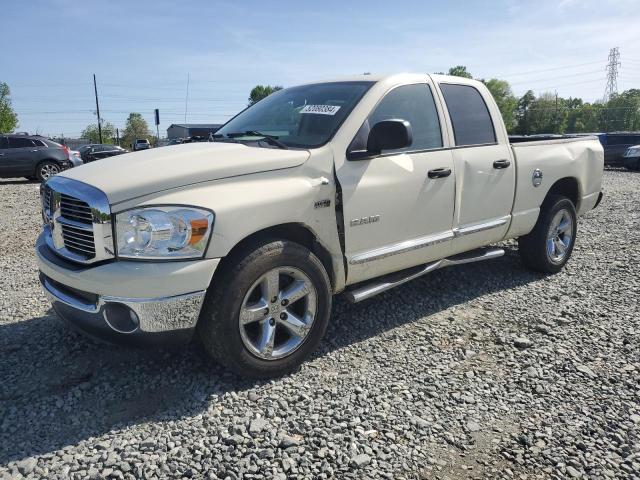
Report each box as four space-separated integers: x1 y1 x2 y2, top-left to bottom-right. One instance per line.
623 144 640 170
78 144 127 163
167 138 183 146
68 150 84 168
601 132 640 166
132 139 150 151
0 133 74 181
36 73 603 378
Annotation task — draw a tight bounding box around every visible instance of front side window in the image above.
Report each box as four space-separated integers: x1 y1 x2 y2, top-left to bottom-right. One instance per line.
216 81 373 149
440 83 496 146
0 137 7 149
367 84 443 153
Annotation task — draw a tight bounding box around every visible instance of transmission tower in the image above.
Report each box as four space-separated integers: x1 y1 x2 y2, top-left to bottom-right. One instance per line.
603 47 620 102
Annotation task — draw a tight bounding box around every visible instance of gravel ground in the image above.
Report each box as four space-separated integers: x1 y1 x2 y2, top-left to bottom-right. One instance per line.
0 171 639 480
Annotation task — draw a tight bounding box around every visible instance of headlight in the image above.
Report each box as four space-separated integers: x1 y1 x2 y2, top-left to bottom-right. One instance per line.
115 206 214 259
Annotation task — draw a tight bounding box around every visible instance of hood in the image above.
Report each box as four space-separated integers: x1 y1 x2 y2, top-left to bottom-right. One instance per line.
60 142 310 204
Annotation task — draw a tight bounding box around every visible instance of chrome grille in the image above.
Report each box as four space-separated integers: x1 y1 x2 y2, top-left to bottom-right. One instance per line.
41 176 114 264
42 186 52 216
60 194 94 224
61 223 96 257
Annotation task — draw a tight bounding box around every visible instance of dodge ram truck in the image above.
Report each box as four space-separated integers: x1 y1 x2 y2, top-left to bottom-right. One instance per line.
36 74 604 377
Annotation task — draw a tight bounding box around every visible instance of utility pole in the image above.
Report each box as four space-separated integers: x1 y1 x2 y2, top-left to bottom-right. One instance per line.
184 73 190 123
554 91 559 133
116 128 120 146
604 47 620 102
93 74 103 144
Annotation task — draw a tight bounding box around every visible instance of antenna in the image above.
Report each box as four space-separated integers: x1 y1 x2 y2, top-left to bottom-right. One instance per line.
184 73 190 123
604 47 620 102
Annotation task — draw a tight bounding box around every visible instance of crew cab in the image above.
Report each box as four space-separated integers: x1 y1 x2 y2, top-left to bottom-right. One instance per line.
36 74 603 377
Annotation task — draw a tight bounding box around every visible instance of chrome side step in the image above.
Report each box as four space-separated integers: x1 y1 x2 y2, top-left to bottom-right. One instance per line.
344 247 505 303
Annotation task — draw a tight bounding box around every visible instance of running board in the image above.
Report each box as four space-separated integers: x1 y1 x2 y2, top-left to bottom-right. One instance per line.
345 247 505 303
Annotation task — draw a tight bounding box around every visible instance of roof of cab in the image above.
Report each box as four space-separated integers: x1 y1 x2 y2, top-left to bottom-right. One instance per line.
295 73 484 88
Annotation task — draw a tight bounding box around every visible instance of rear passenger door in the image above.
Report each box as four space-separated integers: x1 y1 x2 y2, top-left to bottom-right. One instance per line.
437 82 516 254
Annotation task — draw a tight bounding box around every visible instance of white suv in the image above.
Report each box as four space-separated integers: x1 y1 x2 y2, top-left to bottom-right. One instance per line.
132 139 150 151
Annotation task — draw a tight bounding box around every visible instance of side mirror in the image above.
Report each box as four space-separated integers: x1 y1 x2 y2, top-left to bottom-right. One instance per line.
347 119 412 160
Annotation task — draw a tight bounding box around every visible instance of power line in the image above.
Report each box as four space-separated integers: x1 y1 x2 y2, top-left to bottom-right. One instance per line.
494 60 604 78
509 70 604 86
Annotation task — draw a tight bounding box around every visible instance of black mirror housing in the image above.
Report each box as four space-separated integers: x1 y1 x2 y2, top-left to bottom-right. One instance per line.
367 119 412 153
347 119 413 160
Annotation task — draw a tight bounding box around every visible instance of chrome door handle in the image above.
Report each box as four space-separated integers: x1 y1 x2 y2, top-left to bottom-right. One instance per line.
31 149 39 152
493 159 511 169
428 168 452 179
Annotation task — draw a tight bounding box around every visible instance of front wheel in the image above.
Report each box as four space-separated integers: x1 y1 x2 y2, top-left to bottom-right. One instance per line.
198 240 332 378
518 195 577 273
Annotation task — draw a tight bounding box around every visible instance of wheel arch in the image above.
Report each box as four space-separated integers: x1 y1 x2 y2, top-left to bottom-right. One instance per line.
213 223 337 291
543 176 580 210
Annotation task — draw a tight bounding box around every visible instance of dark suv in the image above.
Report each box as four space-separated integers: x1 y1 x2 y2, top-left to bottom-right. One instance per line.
0 134 73 182
78 144 127 163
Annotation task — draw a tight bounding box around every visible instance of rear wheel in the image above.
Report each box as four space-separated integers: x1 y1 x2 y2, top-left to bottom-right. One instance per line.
198 240 332 378
518 195 577 273
35 161 60 182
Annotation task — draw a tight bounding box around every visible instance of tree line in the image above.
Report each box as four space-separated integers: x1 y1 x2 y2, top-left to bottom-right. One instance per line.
79 113 154 148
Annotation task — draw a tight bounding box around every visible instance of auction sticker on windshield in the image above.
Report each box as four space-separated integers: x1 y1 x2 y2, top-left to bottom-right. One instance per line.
300 105 341 115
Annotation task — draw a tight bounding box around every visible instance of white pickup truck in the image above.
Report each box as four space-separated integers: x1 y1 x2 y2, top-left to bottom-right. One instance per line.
36 74 603 377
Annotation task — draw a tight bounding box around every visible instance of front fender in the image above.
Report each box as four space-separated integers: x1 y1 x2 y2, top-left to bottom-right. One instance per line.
112 167 345 288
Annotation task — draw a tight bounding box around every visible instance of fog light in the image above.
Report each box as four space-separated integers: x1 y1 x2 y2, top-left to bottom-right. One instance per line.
103 303 139 334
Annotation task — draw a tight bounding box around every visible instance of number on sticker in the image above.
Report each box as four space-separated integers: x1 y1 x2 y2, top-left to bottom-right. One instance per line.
300 105 341 115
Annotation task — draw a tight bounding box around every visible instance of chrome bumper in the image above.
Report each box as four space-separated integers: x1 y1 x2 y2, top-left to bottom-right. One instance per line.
41 274 206 345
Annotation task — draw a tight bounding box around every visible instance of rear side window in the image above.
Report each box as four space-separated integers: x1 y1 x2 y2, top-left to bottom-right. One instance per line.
32 139 47 147
0 137 7 149
8 137 35 148
440 84 496 146
365 84 442 153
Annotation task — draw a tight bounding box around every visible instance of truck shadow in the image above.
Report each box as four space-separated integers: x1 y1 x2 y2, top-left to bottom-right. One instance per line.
0 245 541 464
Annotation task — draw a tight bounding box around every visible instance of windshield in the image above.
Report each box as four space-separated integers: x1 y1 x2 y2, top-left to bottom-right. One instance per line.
216 81 373 148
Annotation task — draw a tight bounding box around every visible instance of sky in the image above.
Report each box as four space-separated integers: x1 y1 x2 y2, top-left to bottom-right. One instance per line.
2 0 639 138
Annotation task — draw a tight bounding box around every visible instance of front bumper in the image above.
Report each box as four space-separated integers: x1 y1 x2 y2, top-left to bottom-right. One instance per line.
36 233 219 347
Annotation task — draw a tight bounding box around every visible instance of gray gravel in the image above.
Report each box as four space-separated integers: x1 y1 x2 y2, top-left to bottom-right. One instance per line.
1 171 639 479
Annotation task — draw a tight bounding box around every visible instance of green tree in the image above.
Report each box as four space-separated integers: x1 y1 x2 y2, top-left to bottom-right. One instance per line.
483 78 518 133
122 113 150 148
248 85 283 106
0 82 19 133
447 66 473 79
81 121 116 144
601 89 640 132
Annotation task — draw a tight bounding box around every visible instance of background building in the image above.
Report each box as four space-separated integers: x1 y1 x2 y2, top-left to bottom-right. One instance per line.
167 124 222 139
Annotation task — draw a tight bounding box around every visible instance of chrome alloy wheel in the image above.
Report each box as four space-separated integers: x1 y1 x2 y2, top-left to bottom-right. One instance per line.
40 163 60 180
546 208 574 263
239 267 317 360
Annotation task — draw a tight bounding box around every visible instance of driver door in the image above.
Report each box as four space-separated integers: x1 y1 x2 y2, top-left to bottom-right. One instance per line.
335 82 456 285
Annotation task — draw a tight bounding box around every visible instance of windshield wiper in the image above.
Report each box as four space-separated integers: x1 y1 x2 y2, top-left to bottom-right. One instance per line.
225 131 289 149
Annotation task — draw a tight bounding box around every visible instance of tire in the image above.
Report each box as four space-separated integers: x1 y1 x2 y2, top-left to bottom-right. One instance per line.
518 195 577 273
198 240 332 378
35 161 61 182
